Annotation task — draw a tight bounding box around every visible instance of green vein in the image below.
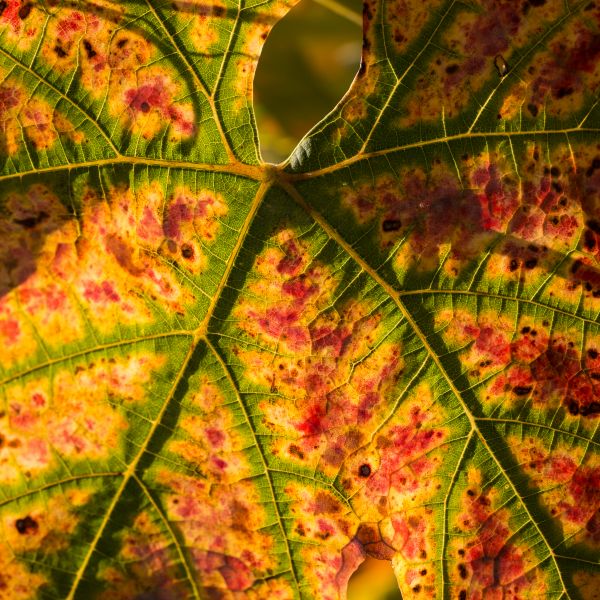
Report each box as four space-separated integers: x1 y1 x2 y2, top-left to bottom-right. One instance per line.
398 289 600 326
286 128 600 179
0 473 123 508
281 178 572 597
204 334 302 593
0 331 194 386
65 335 198 600
0 46 120 157
133 473 201 600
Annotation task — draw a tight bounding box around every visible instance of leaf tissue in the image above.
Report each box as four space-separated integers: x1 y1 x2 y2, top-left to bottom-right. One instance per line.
0 0 599 598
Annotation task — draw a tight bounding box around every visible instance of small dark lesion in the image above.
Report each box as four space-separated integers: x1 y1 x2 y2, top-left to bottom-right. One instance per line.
18 2 32 20
15 515 38 535
512 385 532 396
13 211 49 229
358 463 371 477
83 39 97 59
382 219 402 232
0 1 7 17
54 45 68 58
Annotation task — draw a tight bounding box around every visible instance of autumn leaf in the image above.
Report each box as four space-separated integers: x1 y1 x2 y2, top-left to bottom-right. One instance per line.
1 0 600 599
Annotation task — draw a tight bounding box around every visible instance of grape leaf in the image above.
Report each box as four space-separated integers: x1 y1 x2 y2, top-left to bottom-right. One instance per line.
0 0 599 599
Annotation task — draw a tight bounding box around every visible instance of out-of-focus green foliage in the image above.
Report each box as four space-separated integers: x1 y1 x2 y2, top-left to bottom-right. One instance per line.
254 0 362 162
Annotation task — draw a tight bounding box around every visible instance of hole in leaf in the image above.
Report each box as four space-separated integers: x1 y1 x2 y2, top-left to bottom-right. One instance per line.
254 0 362 163
347 557 402 600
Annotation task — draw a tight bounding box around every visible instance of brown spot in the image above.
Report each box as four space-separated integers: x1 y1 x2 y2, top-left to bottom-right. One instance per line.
458 563 468 579
524 258 538 269
0 1 6 16
528 0 546 5
358 464 372 478
83 40 97 59
587 219 600 234
446 64 459 74
588 349 599 359
181 243 194 259
18 2 32 19
15 516 38 535
513 385 533 396
288 444 305 460
528 103 539 117
459 591 467 600
14 211 49 229
584 229 596 251
382 219 402 232
314 492 341 515
54 45 68 58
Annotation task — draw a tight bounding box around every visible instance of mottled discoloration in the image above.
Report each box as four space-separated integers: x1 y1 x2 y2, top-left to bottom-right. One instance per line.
161 473 277 595
172 0 227 54
516 437 600 547
234 229 403 476
99 510 190 600
339 144 600 300
506 11 600 119
0 0 44 49
385 0 445 55
0 75 84 156
0 487 92 598
0 353 164 481
400 0 565 125
450 469 547 599
169 378 252 483
0 179 228 366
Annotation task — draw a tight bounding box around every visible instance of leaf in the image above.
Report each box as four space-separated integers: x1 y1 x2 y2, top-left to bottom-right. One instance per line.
0 0 599 599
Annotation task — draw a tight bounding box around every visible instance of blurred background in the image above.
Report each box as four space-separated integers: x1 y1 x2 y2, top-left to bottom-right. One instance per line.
253 0 362 163
254 2 403 596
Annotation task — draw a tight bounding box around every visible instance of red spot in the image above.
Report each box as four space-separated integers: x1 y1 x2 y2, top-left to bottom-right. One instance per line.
163 197 193 240
282 275 317 300
0 85 20 113
311 325 352 356
125 79 171 114
473 326 511 366
83 280 120 303
0 317 20 343
137 206 163 242
254 306 309 351
476 164 519 232
56 11 84 39
0 0 23 31
205 427 225 448
277 239 304 275
219 556 253 591
211 456 227 470
31 393 45 407
299 402 327 436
